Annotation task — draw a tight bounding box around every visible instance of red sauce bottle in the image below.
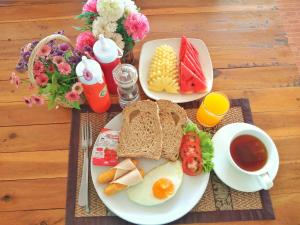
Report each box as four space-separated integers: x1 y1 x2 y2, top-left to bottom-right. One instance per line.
93 34 123 95
76 56 111 113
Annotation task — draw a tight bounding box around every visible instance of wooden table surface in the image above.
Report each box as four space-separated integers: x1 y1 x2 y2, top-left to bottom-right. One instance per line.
0 1 299 225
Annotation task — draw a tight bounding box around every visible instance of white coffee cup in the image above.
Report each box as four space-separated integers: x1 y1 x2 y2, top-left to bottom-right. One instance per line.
226 127 278 190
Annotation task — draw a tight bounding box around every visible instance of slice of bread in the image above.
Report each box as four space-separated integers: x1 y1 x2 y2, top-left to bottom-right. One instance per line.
157 100 187 161
117 100 163 160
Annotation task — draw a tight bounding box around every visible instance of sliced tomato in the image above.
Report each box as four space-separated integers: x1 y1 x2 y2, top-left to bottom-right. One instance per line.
182 132 200 145
182 155 203 176
180 142 200 159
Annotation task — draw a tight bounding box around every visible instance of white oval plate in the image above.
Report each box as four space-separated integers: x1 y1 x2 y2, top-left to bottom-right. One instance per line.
139 38 214 103
91 113 210 225
212 123 279 192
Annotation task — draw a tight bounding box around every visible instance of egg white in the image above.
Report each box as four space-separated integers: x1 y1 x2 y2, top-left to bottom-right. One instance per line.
127 161 183 206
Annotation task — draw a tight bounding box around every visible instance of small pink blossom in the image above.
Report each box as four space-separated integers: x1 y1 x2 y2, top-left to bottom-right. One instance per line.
31 95 45 106
48 64 56 73
35 73 49 87
52 56 65 66
82 0 97 13
124 13 150 41
82 69 93 81
9 72 16 84
75 31 96 53
24 97 33 107
9 72 21 88
65 91 80 102
57 62 72 75
72 82 84 94
37 45 51 57
33 61 45 75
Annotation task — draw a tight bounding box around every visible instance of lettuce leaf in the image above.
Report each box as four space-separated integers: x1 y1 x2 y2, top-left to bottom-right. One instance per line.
183 121 214 172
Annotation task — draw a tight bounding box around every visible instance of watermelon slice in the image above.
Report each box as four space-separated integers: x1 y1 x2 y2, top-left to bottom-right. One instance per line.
182 54 206 82
180 36 198 61
179 36 188 61
180 62 207 93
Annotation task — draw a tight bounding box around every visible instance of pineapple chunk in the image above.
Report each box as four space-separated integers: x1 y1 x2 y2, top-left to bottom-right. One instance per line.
148 45 179 93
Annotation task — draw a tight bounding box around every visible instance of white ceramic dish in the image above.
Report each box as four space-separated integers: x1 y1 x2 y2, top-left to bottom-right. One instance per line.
91 113 210 225
139 38 214 103
212 123 279 192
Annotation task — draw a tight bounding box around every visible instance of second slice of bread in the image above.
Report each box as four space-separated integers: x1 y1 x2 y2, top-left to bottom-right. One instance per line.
117 100 163 160
157 100 187 161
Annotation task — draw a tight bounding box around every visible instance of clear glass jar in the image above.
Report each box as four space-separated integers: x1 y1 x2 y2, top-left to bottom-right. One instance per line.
112 64 140 108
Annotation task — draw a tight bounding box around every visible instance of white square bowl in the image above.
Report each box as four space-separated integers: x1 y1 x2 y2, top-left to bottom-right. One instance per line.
139 38 214 103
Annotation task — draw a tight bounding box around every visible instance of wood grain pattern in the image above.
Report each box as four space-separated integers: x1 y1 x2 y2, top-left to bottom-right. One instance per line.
0 0 299 224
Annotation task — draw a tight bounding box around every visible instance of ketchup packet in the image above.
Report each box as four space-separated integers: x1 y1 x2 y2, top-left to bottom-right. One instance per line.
92 128 119 166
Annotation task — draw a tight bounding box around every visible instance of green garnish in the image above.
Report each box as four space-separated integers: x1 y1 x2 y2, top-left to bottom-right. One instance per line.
183 121 214 172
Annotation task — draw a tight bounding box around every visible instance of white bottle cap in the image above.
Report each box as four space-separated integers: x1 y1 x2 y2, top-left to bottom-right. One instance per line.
76 56 104 85
93 34 123 64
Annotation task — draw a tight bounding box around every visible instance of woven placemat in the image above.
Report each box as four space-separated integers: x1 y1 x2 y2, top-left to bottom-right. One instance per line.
66 99 275 225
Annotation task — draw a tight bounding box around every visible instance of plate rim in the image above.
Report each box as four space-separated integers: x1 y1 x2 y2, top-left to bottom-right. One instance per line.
138 37 214 103
90 113 210 225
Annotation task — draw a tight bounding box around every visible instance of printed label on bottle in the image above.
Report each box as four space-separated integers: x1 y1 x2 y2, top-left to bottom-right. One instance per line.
99 86 107 97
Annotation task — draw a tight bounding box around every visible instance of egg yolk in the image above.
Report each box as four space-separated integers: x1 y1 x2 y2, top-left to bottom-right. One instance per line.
152 178 174 199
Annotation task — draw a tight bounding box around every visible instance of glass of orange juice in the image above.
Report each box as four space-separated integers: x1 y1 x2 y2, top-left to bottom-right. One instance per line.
196 92 230 127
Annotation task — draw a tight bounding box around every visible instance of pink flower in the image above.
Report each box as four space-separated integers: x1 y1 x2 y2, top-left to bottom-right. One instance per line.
35 73 49 87
37 45 51 57
72 82 84 94
9 72 21 88
82 0 97 13
65 91 80 102
124 13 150 41
24 97 33 107
31 95 45 106
57 62 72 75
48 64 56 73
82 69 93 81
52 56 65 66
33 61 45 76
75 31 96 53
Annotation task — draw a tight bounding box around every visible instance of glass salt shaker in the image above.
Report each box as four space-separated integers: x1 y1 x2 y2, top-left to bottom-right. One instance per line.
112 64 140 108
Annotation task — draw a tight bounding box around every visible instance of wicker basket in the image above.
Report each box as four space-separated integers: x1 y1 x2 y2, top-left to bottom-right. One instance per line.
27 34 81 108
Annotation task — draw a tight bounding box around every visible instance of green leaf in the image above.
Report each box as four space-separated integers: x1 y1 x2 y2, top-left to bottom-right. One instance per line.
71 101 81 110
47 99 56 110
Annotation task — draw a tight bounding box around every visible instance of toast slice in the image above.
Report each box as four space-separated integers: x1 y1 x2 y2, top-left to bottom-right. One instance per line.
117 100 163 160
157 100 187 161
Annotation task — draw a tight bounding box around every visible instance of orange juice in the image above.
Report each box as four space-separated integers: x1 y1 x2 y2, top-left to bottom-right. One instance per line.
197 92 230 127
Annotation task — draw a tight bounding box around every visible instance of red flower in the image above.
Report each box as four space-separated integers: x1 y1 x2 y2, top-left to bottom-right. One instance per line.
35 73 49 87
37 45 51 57
9 72 21 88
48 64 56 73
33 61 45 76
57 62 72 75
65 91 80 102
24 97 33 107
31 95 45 106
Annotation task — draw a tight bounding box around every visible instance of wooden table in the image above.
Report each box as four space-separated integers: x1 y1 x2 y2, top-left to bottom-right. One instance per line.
0 1 299 225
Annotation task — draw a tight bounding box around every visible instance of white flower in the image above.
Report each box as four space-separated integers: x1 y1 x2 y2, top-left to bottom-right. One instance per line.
97 0 124 22
109 33 125 50
92 16 118 38
123 0 138 16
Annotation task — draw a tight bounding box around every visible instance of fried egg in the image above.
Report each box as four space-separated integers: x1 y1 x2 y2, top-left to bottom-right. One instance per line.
127 161 183 206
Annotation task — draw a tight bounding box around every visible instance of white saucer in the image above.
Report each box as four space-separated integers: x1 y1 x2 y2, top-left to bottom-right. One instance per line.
212 123 279 192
